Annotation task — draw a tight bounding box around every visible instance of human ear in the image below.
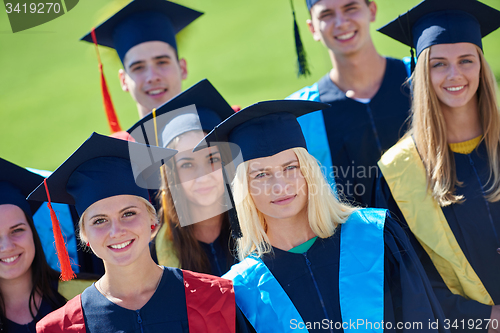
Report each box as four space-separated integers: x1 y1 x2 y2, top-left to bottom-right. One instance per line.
307 19 322 42
178 58 188 80
368 1 377 22
119 69 129 92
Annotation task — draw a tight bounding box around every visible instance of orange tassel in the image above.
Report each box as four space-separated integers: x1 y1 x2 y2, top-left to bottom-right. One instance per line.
90 28 122 134
43 179 76 281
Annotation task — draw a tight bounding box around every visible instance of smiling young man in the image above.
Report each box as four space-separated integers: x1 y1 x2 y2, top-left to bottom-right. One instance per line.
288 0 411 206
81 0 202 120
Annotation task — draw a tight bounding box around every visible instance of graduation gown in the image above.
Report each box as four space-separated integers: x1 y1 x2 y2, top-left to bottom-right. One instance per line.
288 58 411 207
3 298 54 333
198 234 232 276
376 139 500 331
225 209 447 332
154 228 234 277
36 267 250 333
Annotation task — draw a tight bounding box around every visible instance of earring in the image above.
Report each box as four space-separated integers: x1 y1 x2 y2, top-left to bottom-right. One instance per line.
151 225 156 231
86 242 90 247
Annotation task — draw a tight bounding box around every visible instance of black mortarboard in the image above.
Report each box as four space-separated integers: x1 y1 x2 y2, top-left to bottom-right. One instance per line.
378 0 500 63
127 79 235 148
28 132 177 216
81 0 203 63
0 158 44 218
195 100 329 165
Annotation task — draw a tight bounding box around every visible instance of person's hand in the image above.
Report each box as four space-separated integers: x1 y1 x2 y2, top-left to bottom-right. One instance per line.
488 305 500 333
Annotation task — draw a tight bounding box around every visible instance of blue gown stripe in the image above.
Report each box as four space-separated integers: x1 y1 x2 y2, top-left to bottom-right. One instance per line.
339 209 385 332
224 256 307 333
287 84 336 189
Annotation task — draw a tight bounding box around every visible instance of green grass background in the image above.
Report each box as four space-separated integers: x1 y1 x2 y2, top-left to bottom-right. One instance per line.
1 0 499 171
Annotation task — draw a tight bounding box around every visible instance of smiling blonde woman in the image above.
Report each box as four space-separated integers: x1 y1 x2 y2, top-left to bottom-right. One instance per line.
377 0 500 330
29 133 251 333
196 99 448 333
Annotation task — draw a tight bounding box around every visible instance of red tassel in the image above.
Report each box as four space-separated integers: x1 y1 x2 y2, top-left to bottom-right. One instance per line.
43 179 76 281
90 28 122 134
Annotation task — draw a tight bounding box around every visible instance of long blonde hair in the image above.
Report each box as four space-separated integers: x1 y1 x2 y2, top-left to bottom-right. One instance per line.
409 45 500 206
232 147 355 261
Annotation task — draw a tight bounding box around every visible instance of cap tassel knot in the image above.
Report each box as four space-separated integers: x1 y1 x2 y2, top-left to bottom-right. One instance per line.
43 179 76 281
91 27 122 134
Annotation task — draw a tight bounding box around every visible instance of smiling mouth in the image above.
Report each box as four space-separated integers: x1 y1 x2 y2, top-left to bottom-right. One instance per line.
1 255 20 263
445 86 465 92
335 31 356 41
146 88 167 96
109 240 133 250
271 195 296 204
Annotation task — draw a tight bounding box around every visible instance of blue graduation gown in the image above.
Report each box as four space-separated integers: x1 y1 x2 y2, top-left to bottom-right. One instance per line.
199 234 232 277
288 58 410 207
3 298 54 333
37 267 251 333
227 212 447 332
376 142 500 331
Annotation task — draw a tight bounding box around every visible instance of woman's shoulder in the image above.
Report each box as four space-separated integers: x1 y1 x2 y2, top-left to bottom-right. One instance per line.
36 294 85 333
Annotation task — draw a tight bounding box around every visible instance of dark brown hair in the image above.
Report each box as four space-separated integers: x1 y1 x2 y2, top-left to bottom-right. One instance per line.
0 212 66 331
157 163 233 274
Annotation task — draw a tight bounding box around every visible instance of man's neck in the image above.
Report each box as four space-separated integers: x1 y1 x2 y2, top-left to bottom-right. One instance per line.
328 44 386 100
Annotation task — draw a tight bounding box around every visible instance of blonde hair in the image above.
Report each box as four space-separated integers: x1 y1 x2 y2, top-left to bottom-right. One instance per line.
233 147 356 261
408 45 500 206
78 196 158 247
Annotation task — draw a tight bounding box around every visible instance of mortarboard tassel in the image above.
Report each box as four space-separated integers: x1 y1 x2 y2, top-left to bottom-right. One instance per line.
90 28 122 134
43 179 76 281
213 127 242 239
291 0 310 77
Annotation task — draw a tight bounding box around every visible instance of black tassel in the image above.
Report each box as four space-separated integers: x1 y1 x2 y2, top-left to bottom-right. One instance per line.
213 127 242 239
410 48 416 73
291 0 310 77
223 166 242 239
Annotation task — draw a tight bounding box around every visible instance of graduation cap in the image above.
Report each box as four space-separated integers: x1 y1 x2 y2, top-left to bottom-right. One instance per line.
80 0 202 134
0 158 45 218
127 79 235 229
195 100 329 163
28 132 177 280
378 0 500 71
80 0 203 63
305 0 320 11
194 99 329 238
127 79 235 148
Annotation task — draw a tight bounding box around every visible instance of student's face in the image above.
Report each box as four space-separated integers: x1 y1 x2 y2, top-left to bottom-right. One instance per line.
429 43 481 114
0 205 35 281
120 41 187 118
308 0 376 57
247 149 308 222
82 195 155 267
174 131 225 209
